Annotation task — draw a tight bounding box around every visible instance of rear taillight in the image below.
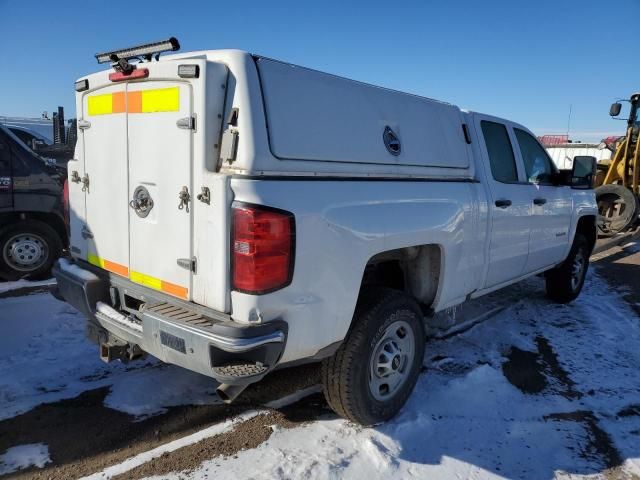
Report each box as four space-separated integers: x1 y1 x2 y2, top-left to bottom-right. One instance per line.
232 204 295 294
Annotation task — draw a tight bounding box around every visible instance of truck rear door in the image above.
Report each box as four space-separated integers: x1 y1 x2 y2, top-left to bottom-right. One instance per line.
474 115 532 288
127 79 193 299
79 59 210 301
82 83 130 277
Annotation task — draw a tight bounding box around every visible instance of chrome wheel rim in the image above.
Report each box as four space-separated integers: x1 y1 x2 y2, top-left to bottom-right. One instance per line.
369 320 415 401
571 247 586 291
2 233 48 272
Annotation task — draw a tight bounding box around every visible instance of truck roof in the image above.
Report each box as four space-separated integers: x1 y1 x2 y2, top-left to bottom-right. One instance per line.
76 49 532 179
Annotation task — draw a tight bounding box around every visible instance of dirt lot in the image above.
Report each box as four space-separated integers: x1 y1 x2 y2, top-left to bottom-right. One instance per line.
1 238 640 479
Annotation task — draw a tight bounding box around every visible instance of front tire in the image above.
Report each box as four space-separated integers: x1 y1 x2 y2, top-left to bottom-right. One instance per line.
0 220 63 281
322 288 426 425
545 233 589 303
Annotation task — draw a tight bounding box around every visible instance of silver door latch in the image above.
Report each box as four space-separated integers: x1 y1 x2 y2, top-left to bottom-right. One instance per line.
176 116 196 130
70 171 81 183
196 186 210 205
178 186 191 212
81 174 90 192
177 257 197 273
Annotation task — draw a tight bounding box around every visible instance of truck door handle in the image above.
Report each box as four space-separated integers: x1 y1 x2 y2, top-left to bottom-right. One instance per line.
533 198 547 205
494 199 512 208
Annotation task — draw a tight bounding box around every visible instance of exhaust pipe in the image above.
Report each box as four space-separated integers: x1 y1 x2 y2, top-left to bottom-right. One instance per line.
216 383 248 404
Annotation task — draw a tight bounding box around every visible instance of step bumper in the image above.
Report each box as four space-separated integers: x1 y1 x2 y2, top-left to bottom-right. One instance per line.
52 258 287 385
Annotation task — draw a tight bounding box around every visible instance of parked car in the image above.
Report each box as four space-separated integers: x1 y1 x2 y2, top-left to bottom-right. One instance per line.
54 42 597 425
7 125 51 149
0 125 67 280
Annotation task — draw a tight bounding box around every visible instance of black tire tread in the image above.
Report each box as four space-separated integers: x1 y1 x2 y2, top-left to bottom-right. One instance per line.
322 287 424 425
545 233 589 304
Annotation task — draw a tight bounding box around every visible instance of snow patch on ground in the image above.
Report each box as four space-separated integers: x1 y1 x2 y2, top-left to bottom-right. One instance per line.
0 292 220 421
3 269 640 479
0 278 55 294
159 271 640 480
0 443 51 475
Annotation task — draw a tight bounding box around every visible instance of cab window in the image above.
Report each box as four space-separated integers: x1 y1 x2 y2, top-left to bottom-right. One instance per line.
481 120 519 183
514 128 556 184
0 140 10 177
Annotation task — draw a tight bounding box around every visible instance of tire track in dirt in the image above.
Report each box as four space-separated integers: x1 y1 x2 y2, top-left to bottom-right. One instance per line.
112 393 332 480
0 364 320 479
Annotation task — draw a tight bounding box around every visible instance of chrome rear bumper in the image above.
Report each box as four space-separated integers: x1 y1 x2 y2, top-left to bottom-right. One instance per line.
53 258 287 385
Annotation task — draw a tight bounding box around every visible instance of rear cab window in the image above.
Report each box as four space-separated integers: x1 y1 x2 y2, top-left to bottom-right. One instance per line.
480 120 519 183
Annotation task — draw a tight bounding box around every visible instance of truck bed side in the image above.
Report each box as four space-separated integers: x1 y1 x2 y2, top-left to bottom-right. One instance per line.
229 177 487 363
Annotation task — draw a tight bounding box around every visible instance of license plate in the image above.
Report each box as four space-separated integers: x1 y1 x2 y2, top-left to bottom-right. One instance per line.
160 330 186 354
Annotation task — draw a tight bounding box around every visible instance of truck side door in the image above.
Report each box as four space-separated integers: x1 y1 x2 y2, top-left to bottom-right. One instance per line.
0 137 12 209
512 128 572 272
476 117 532 288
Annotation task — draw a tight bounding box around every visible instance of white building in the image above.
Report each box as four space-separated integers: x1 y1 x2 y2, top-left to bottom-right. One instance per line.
545 143 612 170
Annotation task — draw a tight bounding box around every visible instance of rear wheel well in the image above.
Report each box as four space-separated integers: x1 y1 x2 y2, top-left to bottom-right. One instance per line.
360 245 442 310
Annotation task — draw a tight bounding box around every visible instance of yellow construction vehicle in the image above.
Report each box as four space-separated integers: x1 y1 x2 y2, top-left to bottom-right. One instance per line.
595 93 640 235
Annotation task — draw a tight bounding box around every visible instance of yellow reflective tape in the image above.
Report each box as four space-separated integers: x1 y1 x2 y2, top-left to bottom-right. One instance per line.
88 253 104 268
130 270 188 299
140 87 179 113
87 93 113 116
130 271 163 291
87 254 129 276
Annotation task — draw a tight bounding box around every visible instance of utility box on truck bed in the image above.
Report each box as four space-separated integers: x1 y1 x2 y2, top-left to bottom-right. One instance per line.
54 39 597 425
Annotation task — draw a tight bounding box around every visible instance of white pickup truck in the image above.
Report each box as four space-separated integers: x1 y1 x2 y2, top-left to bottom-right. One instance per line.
54 40 597 425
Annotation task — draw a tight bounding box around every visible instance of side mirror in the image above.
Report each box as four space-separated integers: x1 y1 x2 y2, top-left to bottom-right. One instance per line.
571 155 597 189
610 102 622 117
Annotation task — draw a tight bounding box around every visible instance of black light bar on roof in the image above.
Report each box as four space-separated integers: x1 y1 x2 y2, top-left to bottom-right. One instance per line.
95 37 180 64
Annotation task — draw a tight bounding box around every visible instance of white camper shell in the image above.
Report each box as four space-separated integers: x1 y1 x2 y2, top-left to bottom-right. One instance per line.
55 47 597 425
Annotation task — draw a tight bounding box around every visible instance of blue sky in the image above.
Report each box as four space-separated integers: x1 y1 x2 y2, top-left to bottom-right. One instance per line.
1 0 638 142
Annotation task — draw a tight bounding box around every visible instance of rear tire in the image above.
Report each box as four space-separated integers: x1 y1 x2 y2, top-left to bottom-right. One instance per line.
0 220 63 281
322 288 425 426
545 234 589 304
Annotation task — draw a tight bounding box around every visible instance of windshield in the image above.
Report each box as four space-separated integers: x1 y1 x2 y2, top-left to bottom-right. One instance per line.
0 125 56 168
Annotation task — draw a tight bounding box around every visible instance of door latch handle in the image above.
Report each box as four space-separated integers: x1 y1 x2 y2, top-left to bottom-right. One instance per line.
178 186 191 213
495 199 512 208
533 197 547 205
70 171 81 183
196 186 211 205
81 174 90 192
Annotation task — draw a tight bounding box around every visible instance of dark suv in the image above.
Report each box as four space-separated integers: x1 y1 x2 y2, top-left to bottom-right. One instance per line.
0 125 67 280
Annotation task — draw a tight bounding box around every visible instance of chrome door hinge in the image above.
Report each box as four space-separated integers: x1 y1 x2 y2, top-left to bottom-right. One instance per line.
78 120 91 130
177 257 197 273
177 116 196 130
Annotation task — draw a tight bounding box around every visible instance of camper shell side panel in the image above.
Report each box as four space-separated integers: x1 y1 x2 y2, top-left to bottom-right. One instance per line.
166 50 475 179
256 57 470 170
